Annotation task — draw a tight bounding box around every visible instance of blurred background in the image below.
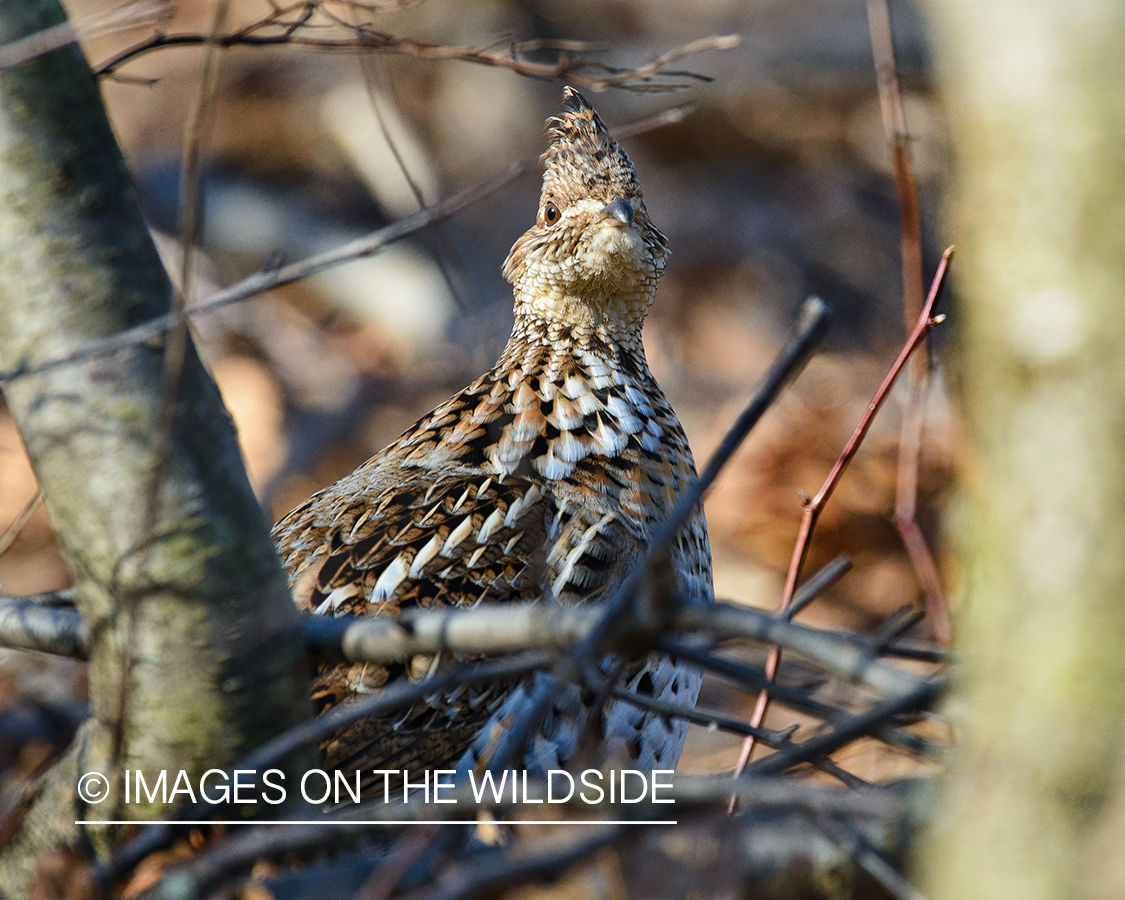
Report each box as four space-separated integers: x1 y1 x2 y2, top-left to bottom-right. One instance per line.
0 0 954 798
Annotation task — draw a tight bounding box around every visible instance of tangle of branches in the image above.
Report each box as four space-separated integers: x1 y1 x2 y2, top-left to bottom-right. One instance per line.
0 2 953 897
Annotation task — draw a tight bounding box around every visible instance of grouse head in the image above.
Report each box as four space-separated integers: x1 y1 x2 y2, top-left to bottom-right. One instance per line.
503 87 669 349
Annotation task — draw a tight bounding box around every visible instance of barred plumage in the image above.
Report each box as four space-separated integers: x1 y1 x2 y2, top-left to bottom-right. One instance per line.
273 87 713 786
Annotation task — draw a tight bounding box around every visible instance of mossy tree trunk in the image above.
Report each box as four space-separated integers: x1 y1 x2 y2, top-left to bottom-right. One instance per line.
0 0 311 890
921 2 1125 897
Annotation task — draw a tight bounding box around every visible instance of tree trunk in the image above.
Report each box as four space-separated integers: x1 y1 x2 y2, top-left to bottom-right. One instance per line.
0 0 311 890
920 2 1125 897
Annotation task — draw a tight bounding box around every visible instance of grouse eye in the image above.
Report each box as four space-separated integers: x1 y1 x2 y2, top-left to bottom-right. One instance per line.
543 203 559 225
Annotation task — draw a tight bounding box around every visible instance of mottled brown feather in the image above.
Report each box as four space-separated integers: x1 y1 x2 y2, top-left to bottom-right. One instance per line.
273 87 712 783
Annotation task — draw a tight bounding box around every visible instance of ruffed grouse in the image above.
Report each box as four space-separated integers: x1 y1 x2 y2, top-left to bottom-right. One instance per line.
273 87 713 785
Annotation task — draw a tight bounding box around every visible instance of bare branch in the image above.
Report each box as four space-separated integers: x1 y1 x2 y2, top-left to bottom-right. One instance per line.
0 0 172 70
0 158 533 386
2 591 935 704
678 604 929 699
93 5 738 94
0 594 86 657
867 0 925 330
732 251 952 792
0 488 41 557
867 0 951 645
480 298 833 775
659 639 939 759
750 679 942 776
100 652 552 886
783 554 852 620
0 98 697 390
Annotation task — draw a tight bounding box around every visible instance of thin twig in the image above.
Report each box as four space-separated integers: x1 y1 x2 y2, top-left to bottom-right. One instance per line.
95 16 737 93
0 161 527 386
593 35 741 89
607 683 867 788
345 13 476 327
783 554 852 621
483 298 833 773
867 605 926 653
607 685 783 744
0 0 172 70
0 489 42 558
897 491 949 640
868 0 924 331
730 252 952 801
749 678 943 776
868 0 950 644
677 604 928 698
0 99 694 389
99 652 552 888
658 638 937 759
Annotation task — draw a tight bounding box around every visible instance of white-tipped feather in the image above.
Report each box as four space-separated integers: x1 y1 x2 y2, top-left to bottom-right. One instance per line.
562 375 586 400
467 545 488 569
536 452 574 480
552 430 585 464
504 484 542 527
551 395 584 430
408 533 443 579
476 507 505 545
508 410 544 443
370 554 410 603
592 422 626 456
441 516 475 556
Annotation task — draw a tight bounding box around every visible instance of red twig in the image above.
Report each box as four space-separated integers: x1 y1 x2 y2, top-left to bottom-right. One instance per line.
728 249 953 805
867 0 951 643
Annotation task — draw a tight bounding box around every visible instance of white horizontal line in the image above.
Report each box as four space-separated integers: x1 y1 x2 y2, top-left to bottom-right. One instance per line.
77 819 677 826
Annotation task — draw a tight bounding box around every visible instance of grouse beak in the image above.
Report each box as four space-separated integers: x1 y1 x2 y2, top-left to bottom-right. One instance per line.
599 196 635 226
